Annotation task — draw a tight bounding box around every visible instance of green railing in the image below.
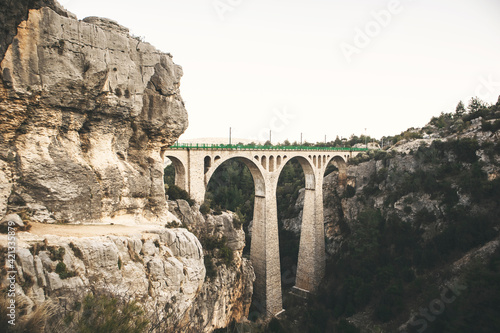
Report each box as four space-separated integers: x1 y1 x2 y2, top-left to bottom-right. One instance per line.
167 143 368 152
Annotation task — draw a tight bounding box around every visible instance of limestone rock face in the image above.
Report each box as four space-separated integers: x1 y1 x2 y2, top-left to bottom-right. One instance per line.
2 228 205 329
0 213 24 229
1 214 254 332
0 1 188 224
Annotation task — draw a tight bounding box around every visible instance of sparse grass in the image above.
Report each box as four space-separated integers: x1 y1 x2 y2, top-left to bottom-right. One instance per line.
127 248 143 264
165 221 188 229
0 293 56 333
75 293 148 333
20 274 35 294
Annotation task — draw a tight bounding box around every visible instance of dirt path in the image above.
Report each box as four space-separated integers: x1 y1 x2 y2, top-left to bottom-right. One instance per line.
26 222 164 238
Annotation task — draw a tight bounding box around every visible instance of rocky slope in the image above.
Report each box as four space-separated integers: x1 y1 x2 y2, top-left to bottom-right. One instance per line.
168 200 255 332
3 227 205 329
0 0 187 224
281 99 500 332
286 100 500 258
0 203 254 332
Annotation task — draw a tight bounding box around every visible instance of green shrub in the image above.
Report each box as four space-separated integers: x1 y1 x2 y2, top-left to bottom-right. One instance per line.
482 119 500 132
213 205 223 215
199 202 210 215
414 208 436 226
163 164 175 186
166 185 194 206
165 220 188 229
49 246 66 261
219 246 234 266
199 236 234 266
204 255 216 280
267 317 286 333
336 319 360 333
374 283 403 322
425 247 500 332
232 217 242 229
55 262 77 279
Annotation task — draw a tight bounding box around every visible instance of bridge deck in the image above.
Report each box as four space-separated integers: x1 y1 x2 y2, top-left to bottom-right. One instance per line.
167 143 368 151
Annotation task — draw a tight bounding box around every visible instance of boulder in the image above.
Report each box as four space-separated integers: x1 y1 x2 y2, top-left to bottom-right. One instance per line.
0 213 24 232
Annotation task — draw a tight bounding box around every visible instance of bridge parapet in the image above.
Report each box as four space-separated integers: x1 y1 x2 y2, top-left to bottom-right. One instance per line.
167 142 369 152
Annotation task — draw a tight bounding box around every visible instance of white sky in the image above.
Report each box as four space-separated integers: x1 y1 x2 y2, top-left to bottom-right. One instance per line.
62 0 500 143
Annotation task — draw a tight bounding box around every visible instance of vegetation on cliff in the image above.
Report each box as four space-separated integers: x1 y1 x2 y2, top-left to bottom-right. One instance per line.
273 97 500 332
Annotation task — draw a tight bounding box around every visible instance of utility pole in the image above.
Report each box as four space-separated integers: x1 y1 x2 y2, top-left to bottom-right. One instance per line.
229 127 231 145
325 135 327 144
300 133 303 145
365 128 367 148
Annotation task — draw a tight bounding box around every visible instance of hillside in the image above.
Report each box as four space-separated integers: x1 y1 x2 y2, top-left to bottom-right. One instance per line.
273 96 500 332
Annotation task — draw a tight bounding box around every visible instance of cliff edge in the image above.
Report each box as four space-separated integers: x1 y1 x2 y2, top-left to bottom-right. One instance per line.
0 0 188 224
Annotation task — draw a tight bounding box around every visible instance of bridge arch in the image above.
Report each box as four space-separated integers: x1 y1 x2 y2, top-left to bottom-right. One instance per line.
274 155 322 294
275 155 315 190
205 155 266 197
162 155 187 191
325 155 347 171
325 155 348 182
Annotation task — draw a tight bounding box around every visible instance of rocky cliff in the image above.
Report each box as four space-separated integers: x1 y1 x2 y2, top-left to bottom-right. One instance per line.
279 99 500 332
0 0 188 224
168 200 254 332
0 1 255 332
5 227 205 330
0 202 254 332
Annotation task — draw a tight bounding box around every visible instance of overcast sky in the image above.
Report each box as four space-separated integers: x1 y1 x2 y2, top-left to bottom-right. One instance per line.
62 0 500 143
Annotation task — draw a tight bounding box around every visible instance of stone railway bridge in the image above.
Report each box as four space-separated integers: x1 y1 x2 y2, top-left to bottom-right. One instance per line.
161 144 366 317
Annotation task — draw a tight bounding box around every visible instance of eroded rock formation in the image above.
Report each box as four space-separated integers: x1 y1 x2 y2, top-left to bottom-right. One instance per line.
9 227 205 329
0 0 187 224
1 203 254 332
168 200 255 331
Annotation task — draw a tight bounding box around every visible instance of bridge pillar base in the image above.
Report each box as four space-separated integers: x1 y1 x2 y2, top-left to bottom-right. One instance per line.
290 286 310 299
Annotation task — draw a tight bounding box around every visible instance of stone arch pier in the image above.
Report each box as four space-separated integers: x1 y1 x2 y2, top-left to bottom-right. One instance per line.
161 145 365 316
